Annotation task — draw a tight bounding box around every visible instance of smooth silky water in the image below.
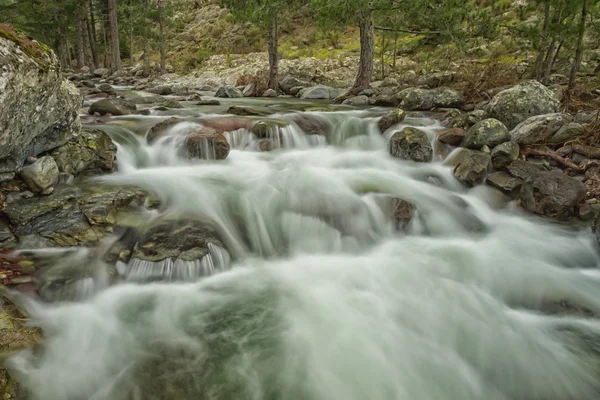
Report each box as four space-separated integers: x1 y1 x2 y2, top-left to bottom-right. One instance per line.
6 96 600 400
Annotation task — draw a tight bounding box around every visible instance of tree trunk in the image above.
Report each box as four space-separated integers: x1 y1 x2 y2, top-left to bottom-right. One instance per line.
533 0 551 80
380 34 385 79
552 39 564 71
75 4 87 69
393 36 398 69
142 0 151 75
569 0 589 90
107 0 121 72
353 8 375 91
129 0 134 62
267 12 279 91
103 13 111 68
158 0 165 71
542 38 557 85
87 13 99 68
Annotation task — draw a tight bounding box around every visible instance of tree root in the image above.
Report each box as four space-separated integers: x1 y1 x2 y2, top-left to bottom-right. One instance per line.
522 146 584 172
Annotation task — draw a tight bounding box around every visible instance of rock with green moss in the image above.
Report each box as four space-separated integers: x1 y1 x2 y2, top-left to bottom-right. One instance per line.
378 108 406 133
396 88 434 111
461 118 510 149
89 99 137 116
388 127 433 163
432 87 465 109
51 128 117 177
510 113 572 145
0 25 82 182
486 80 561 130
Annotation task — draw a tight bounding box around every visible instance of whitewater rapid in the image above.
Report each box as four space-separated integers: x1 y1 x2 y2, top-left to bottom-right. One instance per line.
7 105 600 400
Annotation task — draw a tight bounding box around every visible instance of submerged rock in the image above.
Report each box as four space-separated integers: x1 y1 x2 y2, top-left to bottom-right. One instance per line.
0 26 82 181
391 198 415 231
89 98 136 116
184 129 230 160
21 156 59 194
462 118 509 149
378 108 406 133
520 171 586 220
486 80 561 130
447 148 492 187
51 128 117 177
388 127 433 163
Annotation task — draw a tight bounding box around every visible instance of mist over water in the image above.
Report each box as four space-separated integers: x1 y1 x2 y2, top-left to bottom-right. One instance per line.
7 102 600 400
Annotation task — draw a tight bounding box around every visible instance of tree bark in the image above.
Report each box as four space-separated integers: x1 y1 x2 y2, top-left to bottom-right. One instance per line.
533 0 551 80
353 8 375 91
158 0 165 71
103 9 111 68
87 6 100 69
129 0 134 62
569 0 589 90
75 4 87 69
393 36 397 69
267 11 279 91
542 39 557 85
380 33 385 79
107 0 121 72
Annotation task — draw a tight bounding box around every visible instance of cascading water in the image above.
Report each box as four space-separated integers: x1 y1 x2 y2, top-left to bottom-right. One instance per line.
6 97 600 400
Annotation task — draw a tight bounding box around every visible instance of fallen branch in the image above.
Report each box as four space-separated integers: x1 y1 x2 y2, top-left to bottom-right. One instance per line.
572 144 600 159
522 147 583 172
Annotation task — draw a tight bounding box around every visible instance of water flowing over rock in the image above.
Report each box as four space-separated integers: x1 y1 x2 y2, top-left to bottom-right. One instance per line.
147 117 183 144
291 114 329 136
510 113 572 145
378 108 406 133
20 156 59 194
89 99 137 116
462 118 510 149
50 128 117 177
215 85 243 98
520 172 586 220
485 80 561 130
184 129 230 160
447 148 492 186
388 127 433 163
0 27 82 181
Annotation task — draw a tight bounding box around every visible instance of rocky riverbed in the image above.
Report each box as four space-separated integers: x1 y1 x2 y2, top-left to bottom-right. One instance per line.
2 25 600 400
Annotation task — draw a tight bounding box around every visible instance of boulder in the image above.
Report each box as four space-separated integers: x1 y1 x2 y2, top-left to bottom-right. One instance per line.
491 141 519 169
462 118 510 149
520 171 586 220
227 106 270 116
437 128 465 146
215 85 243 98
50 128 117 177
242 83 257 97
486 80 561 129
506 160 549 180
262 88 278 97
21 156 59 194
280 75 310 94
291 115 329 136
510 113 572 145
342 95 369 105
89 98 136 116
593 213 600 248
147 117 183 144
447 148 492 187
391 198 415 231
388 127 433 163
290 86 306 96
300 85 344 100
97 83 116 95
0 26 82 181
378 108 406 133
250 119 289 139
487 171 523 193
161 99 183 109
148 85 173 95
93 68 109 77
184 129 230 160
372 94 400 107
196 100 221 106
432 87 465 108
549 122 584 144
396 88 434 111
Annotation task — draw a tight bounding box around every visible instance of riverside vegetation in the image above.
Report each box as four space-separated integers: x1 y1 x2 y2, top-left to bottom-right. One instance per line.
2 0 600 399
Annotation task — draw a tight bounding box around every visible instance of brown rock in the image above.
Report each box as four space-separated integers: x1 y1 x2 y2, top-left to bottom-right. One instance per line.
437 128 465 146
184 128 230 160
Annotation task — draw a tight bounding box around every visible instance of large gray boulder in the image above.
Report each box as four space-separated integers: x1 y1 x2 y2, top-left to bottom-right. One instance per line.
520 171 586 220
89 98 136 116
486 80 561 130
0 27 82 181
279 75 310 94
510 113 572 145
215 85 243 98
388 127 433 163
396 87 464 111
462 118 510 149
300 85 344 100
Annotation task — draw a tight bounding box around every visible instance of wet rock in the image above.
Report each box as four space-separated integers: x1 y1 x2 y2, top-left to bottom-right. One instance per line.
148 85 173 95
161 99 183 109
21 156 59 194
280 75 310 94
579 203 594 221
487 171 523 193
378 108 406 133
520 171 586 220
0 27 83 181
97 83 116 95
593 213 600 247
447 148 492 187
343 95 369 105
506 160 549 180
147 117 183 144
462 118 510 149
215 85 243 98
88 98 136 116
491 141 520 169
184 129 230 160
291 114 329 136
50 128 117 177
250 119 289 139
196 100 221 106
257 139 280 152
391 198 415 231
549 122 584 144
78 186 146 226
227 106 270 116
437 128 465 146
200 118 251 134
262 88 278 97
486 80 561 129
510 113 572 145
388 127 433 163
300 85 344 100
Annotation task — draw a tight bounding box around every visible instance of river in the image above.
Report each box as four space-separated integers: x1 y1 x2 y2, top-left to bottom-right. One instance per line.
6 92 600 400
